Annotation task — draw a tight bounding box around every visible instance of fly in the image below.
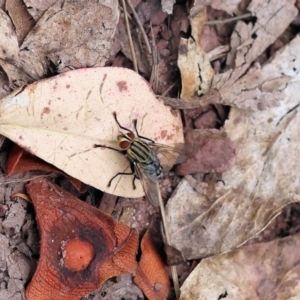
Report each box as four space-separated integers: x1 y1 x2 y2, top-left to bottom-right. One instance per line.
94 112 184 207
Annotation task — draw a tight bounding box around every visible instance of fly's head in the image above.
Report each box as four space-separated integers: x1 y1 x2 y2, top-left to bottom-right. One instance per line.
117 132 135 150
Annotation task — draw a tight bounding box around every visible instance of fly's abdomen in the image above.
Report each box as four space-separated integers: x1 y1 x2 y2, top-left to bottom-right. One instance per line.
127 140 153 164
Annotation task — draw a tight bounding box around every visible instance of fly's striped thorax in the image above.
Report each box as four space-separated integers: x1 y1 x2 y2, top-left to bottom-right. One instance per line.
127 139 153 164
117 133 153 164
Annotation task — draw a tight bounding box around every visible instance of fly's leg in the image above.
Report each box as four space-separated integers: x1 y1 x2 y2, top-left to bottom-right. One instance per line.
113 112 134 133
107 161 138 189
132 119 155 143
108 170 135 187
94 144 131 187
94 144 122 152
95 143 138 190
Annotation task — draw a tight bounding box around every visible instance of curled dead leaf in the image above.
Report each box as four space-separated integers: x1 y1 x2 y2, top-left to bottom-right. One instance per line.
6 144 86 192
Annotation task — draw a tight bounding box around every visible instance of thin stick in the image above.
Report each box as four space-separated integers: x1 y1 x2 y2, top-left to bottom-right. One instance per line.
119 5 132 20
158 88 221 110
155 181 180 300
205 13 252 25
126 0 152 55
149 22 159 92
161 80 178 97
121 0 138 72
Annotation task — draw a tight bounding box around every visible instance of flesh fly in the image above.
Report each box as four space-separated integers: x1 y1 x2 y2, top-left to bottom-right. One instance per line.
95 112 185 207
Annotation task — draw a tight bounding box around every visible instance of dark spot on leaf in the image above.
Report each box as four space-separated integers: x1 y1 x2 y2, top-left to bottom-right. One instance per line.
117 81 128 92
41 107 50 119
160 130 167 139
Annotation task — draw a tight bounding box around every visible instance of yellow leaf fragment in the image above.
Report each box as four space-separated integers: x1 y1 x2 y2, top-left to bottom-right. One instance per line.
177 7 214 98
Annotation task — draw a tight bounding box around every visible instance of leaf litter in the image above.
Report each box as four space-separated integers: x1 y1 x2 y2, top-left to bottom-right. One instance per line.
0 0 300 300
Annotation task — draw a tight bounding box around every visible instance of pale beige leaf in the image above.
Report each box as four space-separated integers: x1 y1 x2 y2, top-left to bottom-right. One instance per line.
180 233 300 300
0 67 184 199
211 0 240 15
161 0 175 14
166 36 300 259
189 0 211 15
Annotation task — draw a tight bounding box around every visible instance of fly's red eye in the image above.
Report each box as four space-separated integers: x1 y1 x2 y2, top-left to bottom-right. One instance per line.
127 132 135 139
119 140 131 150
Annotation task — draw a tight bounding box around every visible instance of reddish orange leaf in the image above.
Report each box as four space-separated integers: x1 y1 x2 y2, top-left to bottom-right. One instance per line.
7 144 86 192
25 178 139 300
134 229 170 300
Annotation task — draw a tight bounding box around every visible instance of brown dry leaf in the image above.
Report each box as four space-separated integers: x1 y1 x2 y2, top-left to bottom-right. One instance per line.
177 7 214 98
212 0 297 109
1 0 119 84
180 233 300 300
172 0 297 110
176 129 236 175
166 35 300 260
0 67 184 199
23 0 56 21
0 71 10 99
0 8 19 61
0 59 33 87
25 177 139 300
6 0 36 44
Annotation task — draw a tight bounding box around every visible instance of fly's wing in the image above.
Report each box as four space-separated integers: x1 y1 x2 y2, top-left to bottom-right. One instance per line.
134 163 160 207
148 143 186 173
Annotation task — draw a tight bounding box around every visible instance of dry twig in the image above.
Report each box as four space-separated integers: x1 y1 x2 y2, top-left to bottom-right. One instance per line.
159 89 221 109
126 0 152 55
155 181 180 300
120 0 138 72
205 13 252 25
